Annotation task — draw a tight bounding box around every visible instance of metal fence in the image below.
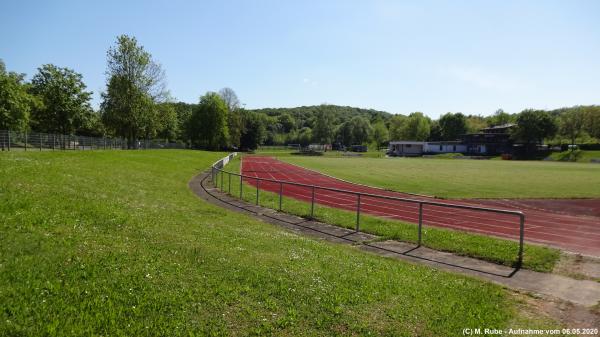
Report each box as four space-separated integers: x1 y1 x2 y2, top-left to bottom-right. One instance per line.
210 154 526 267
0 129 187 151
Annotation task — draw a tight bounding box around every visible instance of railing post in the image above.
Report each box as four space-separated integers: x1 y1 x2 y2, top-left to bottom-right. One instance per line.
418 203 423 246
356 194 361 231
310 186 315 218
279 182 283 211
240 175 243 198
220 170 224 191
228 173 231 194
518 214 525 268
255 179 259 205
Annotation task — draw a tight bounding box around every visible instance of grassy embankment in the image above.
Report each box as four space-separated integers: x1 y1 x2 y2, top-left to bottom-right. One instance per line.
0 150 560 335
223 156 560 272
547 150 600 163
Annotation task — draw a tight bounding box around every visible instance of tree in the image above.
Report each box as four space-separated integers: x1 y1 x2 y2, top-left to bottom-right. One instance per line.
583 106 600 140
558 107 585 146
218 87 240 112
189 92 229 150
218 88 243 148
29 64 93 135
0 60 35 131
488 109 513 126
466 115 487 133
371 120 388 147
240 110 266 150
335 121 353 147
277 113 295 133
404 112 430 141
513 109 557 145
297 127 312 147
438 112 467 140
312 107 334 144
349 116 371 144
155 103 178 141
101 35 167 148
388 115 407 140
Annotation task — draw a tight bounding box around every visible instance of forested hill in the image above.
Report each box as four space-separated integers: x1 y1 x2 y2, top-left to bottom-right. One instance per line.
249 105 393 126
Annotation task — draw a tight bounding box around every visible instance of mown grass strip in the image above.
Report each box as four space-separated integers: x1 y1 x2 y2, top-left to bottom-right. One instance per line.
225 156 560 272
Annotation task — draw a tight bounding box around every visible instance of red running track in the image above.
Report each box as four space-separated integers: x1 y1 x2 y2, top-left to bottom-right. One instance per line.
240 156 600 256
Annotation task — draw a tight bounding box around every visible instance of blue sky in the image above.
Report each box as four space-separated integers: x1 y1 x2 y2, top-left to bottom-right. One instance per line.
1 0 599 118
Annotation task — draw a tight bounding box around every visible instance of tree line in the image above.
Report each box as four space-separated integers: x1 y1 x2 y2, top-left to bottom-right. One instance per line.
2 34 599 151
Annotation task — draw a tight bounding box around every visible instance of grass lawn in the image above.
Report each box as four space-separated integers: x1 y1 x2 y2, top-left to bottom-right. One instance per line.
0 150 560 335
274 154 600 199
224 156 560 273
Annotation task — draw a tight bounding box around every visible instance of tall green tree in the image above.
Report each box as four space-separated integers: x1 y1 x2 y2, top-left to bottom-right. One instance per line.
349 116 371 145
189 92 229 150
312 107 334 144
404 112 431 141
583 106 600 140
438 112 467 140
218 87 243 148
371 120 389 147
29 64 93 135
558 107 585 146
513 109 557 145
388 115 407 140
240 110 266 150
101 35 167 148
0 60 36 131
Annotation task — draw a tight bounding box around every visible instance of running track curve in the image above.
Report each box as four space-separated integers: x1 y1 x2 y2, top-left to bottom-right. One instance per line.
240 156 600 256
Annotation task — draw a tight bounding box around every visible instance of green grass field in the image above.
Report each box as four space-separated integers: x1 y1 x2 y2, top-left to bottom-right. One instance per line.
225 156 559 272
274 154 600 199
0 150 561 335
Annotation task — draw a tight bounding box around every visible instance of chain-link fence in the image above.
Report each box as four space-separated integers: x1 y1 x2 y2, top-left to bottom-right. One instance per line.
0 130 187 151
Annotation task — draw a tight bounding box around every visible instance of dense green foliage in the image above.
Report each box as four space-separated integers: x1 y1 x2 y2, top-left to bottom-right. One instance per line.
0 60 36 131
30 64 95 135
189 92 229 150
0 150 540 335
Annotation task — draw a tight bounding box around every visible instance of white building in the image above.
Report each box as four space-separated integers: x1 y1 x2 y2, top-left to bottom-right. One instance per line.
388 141 474 156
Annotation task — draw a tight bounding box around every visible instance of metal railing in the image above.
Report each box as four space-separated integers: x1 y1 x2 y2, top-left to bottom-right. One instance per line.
0 129 187 151
210 154 526 267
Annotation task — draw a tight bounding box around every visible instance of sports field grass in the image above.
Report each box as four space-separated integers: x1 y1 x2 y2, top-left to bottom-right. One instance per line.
0 150 559 335
276 154 600 199
225 157 560 272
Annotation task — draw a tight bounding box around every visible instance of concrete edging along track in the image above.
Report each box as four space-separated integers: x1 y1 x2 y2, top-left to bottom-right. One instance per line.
189 170 600 307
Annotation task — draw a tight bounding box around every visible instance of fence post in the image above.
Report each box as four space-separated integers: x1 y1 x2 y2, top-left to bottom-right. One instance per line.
418 203 423 246
228 172 231 194
7 130 10 151
310 186 315 218
24 131 27 151
356 194 361 231
39 134 42 151
52 134 55 150
220 170 224 191
279 182 283 211
255 179 259 205
518 214 525 268
240 175 243 199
